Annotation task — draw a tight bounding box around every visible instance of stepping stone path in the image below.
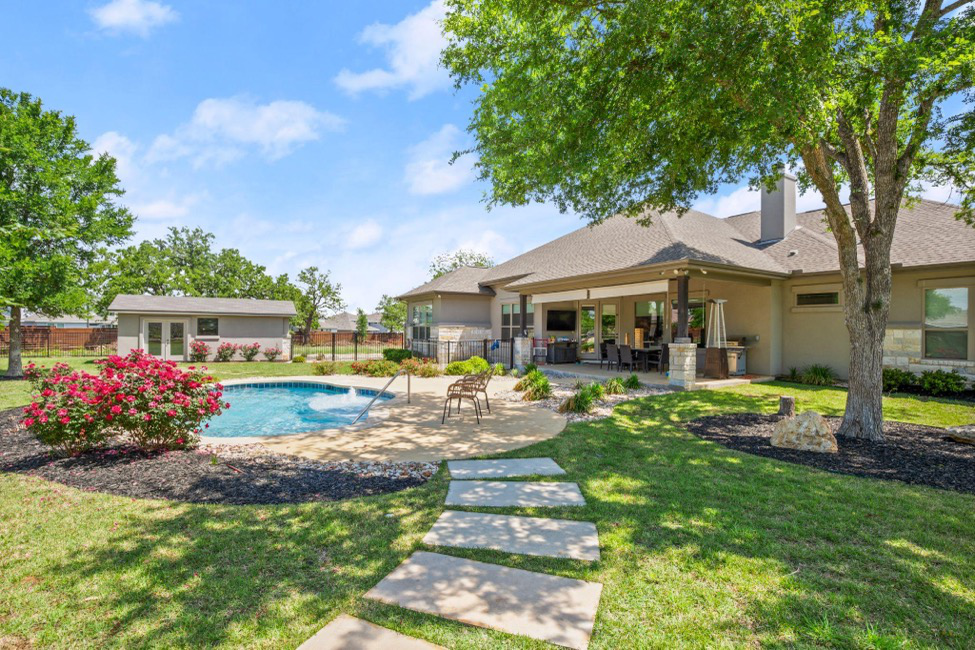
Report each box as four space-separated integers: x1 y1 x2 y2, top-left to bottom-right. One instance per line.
446 480 587 507
297 457 603 649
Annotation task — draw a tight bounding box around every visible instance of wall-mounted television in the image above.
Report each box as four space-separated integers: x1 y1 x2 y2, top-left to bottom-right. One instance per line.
546 309 576 331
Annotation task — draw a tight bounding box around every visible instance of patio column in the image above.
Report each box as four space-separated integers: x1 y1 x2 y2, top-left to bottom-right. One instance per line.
670 271 696 389
519 293 528 338
676 273 689 340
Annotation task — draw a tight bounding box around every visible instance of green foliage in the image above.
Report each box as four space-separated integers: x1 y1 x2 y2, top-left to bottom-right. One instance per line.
493 362 506 376
399 357 442 377
801 364 838 386
514 369 546 391
291 355 306 363
376 294 407 332
351 359 398 377
295 266 345 337
382 348 413 363
524 362 538 374
522 374 551 401
355 308 368 340
623 374 641 390
785 367 803 383
919 369 967 397
560 382 605 413
312 361 336 376
604 377 627 395
883 367 918 393
429 248 494 279
0 89 134 376
444 355 490 376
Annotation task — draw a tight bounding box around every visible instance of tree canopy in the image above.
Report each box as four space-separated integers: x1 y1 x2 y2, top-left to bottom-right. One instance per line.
376 294 407 332
355 308 369 340
0 89 133 376
429 248 494 279
442 0 974 440
294 266 344 337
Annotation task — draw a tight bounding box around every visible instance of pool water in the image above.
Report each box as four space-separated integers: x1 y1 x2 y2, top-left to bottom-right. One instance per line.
205 382 392 437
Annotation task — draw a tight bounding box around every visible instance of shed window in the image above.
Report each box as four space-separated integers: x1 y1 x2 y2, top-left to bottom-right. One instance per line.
924 287 968 360
197 318 219 336
796 292 839 306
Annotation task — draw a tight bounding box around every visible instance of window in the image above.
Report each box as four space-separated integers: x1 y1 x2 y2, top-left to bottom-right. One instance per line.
671 299 706 344
600 304 617 345
501 302 534 340
924 287 968 360
635 300 665 344
579 305 596 353
797 292 839 306
410 303 432 340
197 318 219 336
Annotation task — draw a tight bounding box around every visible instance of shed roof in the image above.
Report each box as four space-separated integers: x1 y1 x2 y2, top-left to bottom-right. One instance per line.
108 294 297 317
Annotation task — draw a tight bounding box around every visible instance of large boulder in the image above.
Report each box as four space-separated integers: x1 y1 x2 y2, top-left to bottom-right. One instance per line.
771 411 838 453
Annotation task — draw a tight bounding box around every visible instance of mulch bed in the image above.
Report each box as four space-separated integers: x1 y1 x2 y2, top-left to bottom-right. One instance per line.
686 413 975 495
0 409 433 505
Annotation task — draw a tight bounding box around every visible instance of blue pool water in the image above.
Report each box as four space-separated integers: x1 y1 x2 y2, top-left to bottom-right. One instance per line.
205 382 392 437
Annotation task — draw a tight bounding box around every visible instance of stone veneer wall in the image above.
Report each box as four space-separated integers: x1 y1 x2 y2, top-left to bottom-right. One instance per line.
883 326 974 385
668 342 698 390
433 325 492 342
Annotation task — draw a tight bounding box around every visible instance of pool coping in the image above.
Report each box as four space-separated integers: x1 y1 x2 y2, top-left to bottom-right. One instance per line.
200 377 401 446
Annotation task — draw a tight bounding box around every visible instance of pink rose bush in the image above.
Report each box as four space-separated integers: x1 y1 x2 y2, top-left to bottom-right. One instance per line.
239 342 261 361
189 340 211 362
262 346 281 361
21 350 226 455
215 342 238 362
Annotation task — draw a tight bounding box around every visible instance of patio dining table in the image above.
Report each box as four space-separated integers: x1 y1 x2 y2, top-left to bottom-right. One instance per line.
628 346 662 372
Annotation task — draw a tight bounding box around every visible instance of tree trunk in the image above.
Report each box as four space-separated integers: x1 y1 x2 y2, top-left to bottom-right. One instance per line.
838 312 886 440
5 306 23 378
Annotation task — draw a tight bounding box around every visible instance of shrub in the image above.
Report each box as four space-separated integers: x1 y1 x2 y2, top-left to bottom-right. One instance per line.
522 375 552 401
215 342 238 362
515 369 546 391
263 347 281 361
919 369 966 397
189 340 210 362
493 362 506 376
292 355 306 363
239 342 261 362
559 382 604 413
312 361 337 375
21 351 225 454
524 363 538 374
785 367 803 383
801 364 837 386
510 368 520 378
623 374 641 390
604 377 627 395
383 348 413 363
445 356 490 376
351 359 399 377
400 357 441 377
883 367 918 393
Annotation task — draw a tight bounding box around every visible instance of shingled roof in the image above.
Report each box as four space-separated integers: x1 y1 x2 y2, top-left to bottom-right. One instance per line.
108 295 297 317
396 266 496 300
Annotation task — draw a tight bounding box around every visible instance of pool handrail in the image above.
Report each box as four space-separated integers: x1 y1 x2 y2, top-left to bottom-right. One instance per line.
350 368 410 424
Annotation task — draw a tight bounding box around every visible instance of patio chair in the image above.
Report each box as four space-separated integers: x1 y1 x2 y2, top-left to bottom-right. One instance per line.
448 369 492 413
619 345 637 372
646 348 663 373
598 342 609 369
659 344 669 374
442 378 482 424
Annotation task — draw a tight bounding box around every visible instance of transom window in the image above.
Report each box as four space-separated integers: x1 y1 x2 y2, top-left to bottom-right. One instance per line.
924 287 968 360
411 303 432 340
197 318 219 336
796 291 839 306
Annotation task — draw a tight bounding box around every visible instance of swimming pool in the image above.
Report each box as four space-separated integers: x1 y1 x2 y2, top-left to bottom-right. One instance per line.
205 382 394 438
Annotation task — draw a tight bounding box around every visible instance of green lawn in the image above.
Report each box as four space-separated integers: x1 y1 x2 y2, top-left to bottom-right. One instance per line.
1 373 974 648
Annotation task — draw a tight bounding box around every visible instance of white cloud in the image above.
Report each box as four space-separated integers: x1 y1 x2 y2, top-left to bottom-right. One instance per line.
404 124 473 195
130 194 203 220
345 220 384 250
334 0 449 100
147 96 345 167
89 0 178 37
92 131 138 184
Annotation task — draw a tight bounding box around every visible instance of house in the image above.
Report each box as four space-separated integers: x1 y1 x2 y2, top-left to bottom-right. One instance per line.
109 295 297 361
397 174 975 386
19 311 116 328
317 311 392 334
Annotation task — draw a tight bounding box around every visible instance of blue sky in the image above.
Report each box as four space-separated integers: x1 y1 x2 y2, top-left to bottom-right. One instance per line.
0 0 959 311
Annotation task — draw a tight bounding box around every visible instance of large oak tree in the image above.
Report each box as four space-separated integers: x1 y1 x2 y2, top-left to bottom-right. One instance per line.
442 0 974 440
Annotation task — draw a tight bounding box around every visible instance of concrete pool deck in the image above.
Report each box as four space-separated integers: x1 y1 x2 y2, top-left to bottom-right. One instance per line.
201 375 566 463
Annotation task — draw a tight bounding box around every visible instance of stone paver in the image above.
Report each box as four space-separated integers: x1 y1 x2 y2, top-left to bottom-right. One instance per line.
447 457 566 479
424 510 600 561
365 552 602 650
446 480 586 507
297 614 443 649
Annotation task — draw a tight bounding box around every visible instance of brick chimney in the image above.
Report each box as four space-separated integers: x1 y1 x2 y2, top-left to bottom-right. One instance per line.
760 170 797 242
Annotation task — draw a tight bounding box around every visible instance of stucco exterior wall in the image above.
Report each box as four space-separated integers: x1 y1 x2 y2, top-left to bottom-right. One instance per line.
116 313 292 361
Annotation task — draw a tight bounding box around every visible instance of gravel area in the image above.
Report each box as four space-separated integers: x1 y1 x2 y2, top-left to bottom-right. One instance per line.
497 381 672 422
0 409 436 505
686 412 975 495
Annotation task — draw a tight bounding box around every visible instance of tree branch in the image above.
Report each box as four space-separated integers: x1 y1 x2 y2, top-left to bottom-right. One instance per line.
941 0 972 17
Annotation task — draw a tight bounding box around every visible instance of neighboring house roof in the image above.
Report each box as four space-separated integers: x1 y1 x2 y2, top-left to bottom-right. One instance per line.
20 311 116 327
108 294 297 317
319 311 389 332
396 266 496 299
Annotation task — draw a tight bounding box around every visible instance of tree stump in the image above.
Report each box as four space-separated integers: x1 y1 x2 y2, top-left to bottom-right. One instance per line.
778 396 796 418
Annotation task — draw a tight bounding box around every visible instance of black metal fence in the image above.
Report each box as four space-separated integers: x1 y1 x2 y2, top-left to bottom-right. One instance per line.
408 338 516 368
291 331 405 361
0 327 118 358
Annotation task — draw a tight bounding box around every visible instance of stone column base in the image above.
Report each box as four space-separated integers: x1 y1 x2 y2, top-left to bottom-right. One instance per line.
669 340 698 390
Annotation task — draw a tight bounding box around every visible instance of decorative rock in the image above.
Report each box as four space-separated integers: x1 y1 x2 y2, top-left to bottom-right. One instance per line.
778 396 796 418
771 410 838 453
